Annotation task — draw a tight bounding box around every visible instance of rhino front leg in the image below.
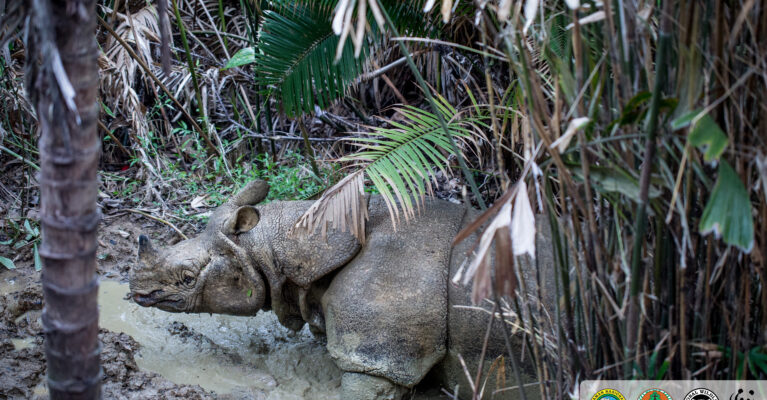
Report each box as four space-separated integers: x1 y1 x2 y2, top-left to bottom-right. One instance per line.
341 372 408 400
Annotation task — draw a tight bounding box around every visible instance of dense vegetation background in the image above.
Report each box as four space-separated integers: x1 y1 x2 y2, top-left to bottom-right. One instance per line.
1 0 766 398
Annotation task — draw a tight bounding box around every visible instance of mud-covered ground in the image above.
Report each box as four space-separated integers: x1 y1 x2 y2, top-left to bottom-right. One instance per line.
0 275 216 399
0 214 447 399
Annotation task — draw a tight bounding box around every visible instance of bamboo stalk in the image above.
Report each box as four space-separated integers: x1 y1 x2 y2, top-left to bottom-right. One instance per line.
625 0 674 377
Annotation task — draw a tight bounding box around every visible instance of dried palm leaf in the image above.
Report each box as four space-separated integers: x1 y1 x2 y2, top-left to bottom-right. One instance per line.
292 171 368 243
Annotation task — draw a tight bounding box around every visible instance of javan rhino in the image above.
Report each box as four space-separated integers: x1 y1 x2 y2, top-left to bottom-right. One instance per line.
129 180 555 399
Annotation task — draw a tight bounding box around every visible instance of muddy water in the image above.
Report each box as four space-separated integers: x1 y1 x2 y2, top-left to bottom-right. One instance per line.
98 281 343 399
11 337 36 350
0 273 30 296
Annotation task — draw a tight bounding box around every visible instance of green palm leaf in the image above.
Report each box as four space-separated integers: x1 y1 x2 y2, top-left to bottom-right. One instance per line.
293 94 485 241
254 1 361 116
234 0 437 117
345 97 478 225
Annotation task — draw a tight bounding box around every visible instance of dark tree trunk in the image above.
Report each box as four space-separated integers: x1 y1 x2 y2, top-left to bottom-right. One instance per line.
26 0 101 398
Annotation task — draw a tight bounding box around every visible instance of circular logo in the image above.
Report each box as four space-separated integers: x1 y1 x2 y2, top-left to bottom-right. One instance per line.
684 388 719 400
638 389 673 400
591 388 627 400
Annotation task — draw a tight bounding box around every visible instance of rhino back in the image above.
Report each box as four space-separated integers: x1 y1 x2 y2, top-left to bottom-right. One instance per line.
322 196 466 387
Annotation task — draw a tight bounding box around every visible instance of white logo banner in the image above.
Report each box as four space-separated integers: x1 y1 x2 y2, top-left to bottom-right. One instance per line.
580 380 767 400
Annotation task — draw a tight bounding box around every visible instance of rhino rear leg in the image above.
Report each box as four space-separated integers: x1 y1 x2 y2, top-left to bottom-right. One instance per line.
341 372 408 400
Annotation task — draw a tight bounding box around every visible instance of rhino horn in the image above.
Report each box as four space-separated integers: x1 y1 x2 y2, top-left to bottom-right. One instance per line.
137 234 158 266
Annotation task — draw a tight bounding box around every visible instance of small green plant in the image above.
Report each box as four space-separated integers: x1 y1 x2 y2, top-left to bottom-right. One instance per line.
252 151 333 202
721 346 767 379
2 218 42 271
167 150 336 216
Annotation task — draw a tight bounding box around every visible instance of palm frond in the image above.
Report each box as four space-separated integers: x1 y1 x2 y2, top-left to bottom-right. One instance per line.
293 94 485 242
292 171 368 243
250 0 437 117
254 1 368 117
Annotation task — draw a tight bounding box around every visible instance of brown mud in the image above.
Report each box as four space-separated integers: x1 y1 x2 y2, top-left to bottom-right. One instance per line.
0 272 214 399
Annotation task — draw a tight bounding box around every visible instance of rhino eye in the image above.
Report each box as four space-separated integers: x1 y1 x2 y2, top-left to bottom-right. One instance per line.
182 270 196 285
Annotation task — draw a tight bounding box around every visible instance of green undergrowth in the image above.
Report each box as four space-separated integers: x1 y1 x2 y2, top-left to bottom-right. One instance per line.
168 150 337 223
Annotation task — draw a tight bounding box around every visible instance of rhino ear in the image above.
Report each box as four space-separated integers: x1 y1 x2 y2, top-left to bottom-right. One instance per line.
137 235 158 263
223 206 260 235
231 180 270 206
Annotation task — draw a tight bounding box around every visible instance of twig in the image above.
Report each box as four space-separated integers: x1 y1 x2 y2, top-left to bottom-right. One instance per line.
97 120 132 157
390 37 507 61
368 58 409 105
246 134 340 143
491 288 529 400
225 119 341 142
125 208 189 240
358 50 430 82
190 30 249 42
472 303 497 399
0 145 40 171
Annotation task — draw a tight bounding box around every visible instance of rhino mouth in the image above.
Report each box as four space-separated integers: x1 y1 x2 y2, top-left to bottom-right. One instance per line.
132 290 182 309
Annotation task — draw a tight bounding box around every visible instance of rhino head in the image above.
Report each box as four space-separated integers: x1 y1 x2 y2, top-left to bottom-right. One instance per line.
129 180 270 315
129 180 361 330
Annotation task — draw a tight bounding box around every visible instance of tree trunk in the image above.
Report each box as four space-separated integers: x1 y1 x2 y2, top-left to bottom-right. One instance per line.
27 0 101 398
